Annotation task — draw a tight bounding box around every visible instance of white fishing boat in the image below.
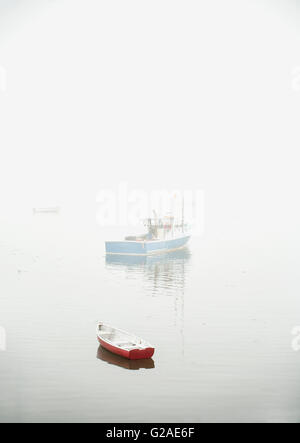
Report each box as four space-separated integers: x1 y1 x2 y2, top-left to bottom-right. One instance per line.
106 205 190 256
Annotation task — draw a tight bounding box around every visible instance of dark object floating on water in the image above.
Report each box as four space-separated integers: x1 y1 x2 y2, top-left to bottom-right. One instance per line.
97 346 155 370
97 322 155 360
33 207 60 214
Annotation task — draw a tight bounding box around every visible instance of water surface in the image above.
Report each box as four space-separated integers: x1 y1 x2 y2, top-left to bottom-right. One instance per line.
0 211 300 423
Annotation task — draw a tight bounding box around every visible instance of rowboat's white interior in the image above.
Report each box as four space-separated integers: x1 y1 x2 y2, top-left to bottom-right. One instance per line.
97 323 150 350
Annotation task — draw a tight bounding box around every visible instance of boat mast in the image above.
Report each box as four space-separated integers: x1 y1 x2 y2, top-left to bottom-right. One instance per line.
181 194 184 233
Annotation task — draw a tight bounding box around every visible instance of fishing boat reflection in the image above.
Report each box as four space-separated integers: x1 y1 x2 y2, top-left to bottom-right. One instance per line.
105 247 191 356
105 247 191 297
97 346 155 370
105 247 191 267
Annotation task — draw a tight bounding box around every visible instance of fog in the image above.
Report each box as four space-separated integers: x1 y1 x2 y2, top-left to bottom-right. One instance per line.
1 1 300 230
1 0 300 423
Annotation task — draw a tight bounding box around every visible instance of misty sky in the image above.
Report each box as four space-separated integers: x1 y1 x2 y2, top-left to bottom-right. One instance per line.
1 0 300 240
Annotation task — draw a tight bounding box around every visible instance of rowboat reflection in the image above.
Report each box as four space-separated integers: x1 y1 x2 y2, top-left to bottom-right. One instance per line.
97 346 155 370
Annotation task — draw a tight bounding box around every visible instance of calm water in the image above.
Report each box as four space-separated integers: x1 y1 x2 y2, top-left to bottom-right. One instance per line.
0 210 300 423
2 0 300 424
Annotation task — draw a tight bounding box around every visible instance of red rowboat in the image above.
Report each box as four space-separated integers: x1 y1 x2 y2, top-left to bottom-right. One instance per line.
97 322 155 360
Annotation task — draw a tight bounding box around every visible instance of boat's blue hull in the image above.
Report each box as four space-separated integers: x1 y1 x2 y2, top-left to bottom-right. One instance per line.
105 235 190 256
106 247 191 266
